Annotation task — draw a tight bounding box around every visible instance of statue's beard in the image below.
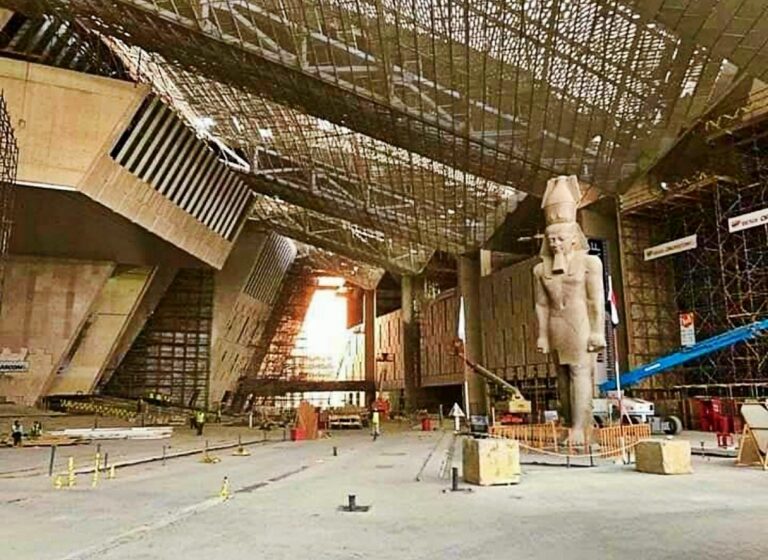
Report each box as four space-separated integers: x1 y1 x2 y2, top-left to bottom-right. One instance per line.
552 251 568 273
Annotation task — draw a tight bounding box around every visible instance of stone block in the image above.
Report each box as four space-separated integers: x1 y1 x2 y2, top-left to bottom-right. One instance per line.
636 439 693 475
462 437 521 486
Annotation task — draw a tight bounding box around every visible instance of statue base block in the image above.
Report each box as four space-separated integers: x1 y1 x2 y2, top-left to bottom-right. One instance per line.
462 437 521 486
635 439 692 475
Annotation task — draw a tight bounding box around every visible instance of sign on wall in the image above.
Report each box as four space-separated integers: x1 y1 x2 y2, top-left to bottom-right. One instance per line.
0 348 29 373
644 234 697 261
679 312 696 347
728 207 768 233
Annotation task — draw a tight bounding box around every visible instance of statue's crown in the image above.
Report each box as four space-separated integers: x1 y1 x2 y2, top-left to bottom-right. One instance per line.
542 175 581 225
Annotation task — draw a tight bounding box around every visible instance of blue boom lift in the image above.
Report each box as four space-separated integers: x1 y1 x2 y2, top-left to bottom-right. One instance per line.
593 319 768 434
599 318 768 393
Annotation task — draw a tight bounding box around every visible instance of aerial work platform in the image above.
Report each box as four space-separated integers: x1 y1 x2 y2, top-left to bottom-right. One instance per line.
600 319 768 393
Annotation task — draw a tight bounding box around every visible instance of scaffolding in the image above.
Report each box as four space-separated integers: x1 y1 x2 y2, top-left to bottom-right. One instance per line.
234 264 315 410
0 93 17 313
105 269 214 409
621 80 768 390
7 0 753 277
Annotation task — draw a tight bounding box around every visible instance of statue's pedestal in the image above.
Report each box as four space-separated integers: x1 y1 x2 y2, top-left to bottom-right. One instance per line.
462 437 521 485
635 439 692 475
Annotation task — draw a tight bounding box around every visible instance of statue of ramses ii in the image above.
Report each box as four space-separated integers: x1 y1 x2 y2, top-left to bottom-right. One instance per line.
533 175 606 445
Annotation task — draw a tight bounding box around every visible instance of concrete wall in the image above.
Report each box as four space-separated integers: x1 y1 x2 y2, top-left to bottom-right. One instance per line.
0 57 147 188
209 229 270 407
46 266 154 396
0 257 114 405
11 186 203 268
98 266 178 390
0 58 239 268
579 199 629 372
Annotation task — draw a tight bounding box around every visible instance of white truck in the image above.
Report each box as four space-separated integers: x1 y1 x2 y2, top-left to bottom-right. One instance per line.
592 395 682 435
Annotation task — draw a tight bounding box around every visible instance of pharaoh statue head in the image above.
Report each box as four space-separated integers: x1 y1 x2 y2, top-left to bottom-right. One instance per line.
540 175 589 272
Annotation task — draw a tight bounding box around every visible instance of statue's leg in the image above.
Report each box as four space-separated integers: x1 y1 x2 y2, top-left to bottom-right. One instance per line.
557 365 572 425
569 357 595 446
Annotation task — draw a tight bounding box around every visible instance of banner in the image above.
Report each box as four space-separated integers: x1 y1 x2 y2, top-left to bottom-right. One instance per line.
679 312 696 347
728 207 768 233
644 234 697 261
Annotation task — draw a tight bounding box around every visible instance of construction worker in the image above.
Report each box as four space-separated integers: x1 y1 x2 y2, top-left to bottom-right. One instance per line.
371 409 381 441
195 410 206 436
11 419 23 447
30 420 42 438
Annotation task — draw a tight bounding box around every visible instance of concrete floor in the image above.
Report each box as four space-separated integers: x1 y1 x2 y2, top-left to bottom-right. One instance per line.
1 425 767 560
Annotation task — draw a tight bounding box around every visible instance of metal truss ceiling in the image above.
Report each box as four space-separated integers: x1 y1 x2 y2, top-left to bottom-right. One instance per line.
7 0 742 189
2 0 758 274
294 242 385 290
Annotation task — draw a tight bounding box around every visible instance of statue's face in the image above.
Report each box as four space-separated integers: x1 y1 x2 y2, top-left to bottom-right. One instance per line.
546 224 576 255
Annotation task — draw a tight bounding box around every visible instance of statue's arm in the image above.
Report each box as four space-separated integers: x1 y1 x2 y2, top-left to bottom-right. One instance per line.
585 255 607 351
533 264 550 353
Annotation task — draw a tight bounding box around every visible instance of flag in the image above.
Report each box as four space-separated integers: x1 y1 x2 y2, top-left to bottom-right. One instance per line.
607 276 620 327
457 296 466 341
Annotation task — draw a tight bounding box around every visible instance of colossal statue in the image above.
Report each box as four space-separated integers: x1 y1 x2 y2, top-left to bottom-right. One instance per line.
533 175 606 444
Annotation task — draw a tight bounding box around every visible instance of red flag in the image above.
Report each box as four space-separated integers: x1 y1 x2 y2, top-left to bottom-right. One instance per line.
608 276 620 326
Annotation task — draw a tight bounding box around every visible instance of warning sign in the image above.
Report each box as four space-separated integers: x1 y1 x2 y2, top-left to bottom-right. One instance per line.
679 312 696 347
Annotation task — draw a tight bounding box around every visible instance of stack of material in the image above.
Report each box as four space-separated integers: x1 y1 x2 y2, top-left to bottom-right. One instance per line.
295 401 319 440
635 439 693 474
462 437 521 486
22 435 81 447
50 427 173 440
0 434 81 447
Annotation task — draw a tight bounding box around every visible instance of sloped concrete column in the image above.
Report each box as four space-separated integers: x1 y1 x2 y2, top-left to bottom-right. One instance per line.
458 253 489 416
402 274 426 411
363 288 376 407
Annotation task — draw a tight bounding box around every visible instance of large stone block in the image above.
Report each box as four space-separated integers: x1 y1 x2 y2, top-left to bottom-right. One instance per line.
462 437 521 486
636 439 693 475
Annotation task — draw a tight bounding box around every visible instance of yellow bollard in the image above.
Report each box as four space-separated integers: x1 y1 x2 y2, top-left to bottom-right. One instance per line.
67 457 75 488
54 475 63 489
92 452 101 488
108 465 116 479
232 435 250 457
219 476 231 500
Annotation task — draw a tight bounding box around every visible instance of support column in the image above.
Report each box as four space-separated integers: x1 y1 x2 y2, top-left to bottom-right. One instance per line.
458 253 489 416
402 275 425 411
363 288 376 408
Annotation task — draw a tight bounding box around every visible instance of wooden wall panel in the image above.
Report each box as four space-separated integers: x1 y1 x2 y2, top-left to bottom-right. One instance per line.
480 257 555 382
419 289 463 387
376 310 404 391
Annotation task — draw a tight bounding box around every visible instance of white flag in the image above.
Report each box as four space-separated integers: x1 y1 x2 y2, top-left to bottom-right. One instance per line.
457 296 466 341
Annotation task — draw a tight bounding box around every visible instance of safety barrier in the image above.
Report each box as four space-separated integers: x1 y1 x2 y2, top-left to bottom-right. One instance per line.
596 424 652 457
488 423 566 451
489 422 651 458
56 398 187 425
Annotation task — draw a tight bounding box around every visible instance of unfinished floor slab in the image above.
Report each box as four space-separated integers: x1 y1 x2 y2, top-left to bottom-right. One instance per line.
1 428 767 560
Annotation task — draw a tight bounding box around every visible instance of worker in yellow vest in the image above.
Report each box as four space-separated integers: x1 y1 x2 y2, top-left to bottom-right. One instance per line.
195 410 206 436
371 409 381 441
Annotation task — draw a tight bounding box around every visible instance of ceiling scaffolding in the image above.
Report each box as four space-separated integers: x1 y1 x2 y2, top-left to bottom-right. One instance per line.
0 0 759 276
